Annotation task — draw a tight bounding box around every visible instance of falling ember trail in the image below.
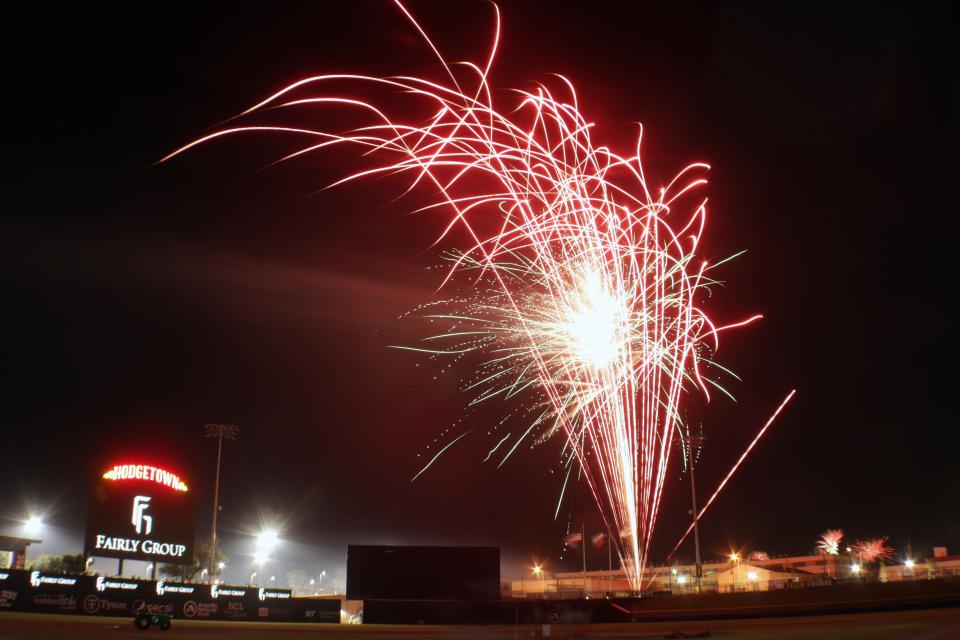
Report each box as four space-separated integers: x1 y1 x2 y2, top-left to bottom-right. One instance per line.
165 2 778 590
668 390 797 559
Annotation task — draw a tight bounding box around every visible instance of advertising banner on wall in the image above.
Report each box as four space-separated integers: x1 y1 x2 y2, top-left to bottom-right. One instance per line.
0 570 339 622
84 463 198 565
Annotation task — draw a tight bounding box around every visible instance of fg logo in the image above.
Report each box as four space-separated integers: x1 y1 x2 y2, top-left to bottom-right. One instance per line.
132 495 153 535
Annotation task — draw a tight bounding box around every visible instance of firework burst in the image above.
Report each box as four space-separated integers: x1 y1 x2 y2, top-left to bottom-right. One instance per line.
853 537 894 563
166 2 770 589
817 529 844 555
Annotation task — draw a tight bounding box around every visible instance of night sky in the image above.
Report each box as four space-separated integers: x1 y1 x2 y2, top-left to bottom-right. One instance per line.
2 2 954 588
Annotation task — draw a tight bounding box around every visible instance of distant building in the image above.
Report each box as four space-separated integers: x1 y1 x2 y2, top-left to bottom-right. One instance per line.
509 548 960 597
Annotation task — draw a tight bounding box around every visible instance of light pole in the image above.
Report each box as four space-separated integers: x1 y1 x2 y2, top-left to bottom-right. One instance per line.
253 553 268 587
254 528 279 587
689 459 703 593
250 572 257 586
204 423 239 584
677 430 705 593
730 552 740 592
533 564 545 595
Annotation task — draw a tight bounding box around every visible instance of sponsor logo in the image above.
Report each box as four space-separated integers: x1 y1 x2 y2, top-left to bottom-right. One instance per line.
132 495 153 535
103 464 188 492
156 580 194 596
30 572 78 588
96 576 139 592
211 585 245 599
182 601 217 618
83 594 99 613
93 534 186 558
83 594 127 614
33 594 77 610
0 589 18 609
133 599 173 615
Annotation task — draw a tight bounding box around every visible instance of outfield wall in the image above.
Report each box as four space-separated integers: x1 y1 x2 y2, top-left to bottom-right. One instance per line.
0 569 339 623
361 579 960 624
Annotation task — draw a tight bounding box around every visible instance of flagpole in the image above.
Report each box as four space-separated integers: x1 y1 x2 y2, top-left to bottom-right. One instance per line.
581 523 587 596
607 531 612 592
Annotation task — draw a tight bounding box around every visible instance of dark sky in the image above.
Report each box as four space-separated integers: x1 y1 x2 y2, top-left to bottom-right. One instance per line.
2 2 954 587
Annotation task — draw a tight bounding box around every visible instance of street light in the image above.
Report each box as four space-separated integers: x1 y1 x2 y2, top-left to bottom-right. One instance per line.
850 564 861 574
532 564 546 594
904 559 915 568
217 561 226 571
730 552 740 591
250 572 257 586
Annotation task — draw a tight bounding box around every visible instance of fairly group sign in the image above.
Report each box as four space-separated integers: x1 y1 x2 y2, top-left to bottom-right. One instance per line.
84 462 198 565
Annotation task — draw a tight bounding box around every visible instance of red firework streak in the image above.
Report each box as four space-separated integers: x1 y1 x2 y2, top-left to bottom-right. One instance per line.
165 1 790 590
668 390 797 560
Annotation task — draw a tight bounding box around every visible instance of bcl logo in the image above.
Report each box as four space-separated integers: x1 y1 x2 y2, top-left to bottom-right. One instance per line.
132 495 152 535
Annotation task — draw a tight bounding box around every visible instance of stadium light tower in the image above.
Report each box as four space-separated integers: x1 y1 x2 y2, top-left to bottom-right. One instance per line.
23 515 44 536
205 423 239 584
676 428 705 593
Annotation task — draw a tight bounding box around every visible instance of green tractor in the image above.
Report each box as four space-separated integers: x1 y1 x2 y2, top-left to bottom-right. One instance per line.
134 610 172 631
